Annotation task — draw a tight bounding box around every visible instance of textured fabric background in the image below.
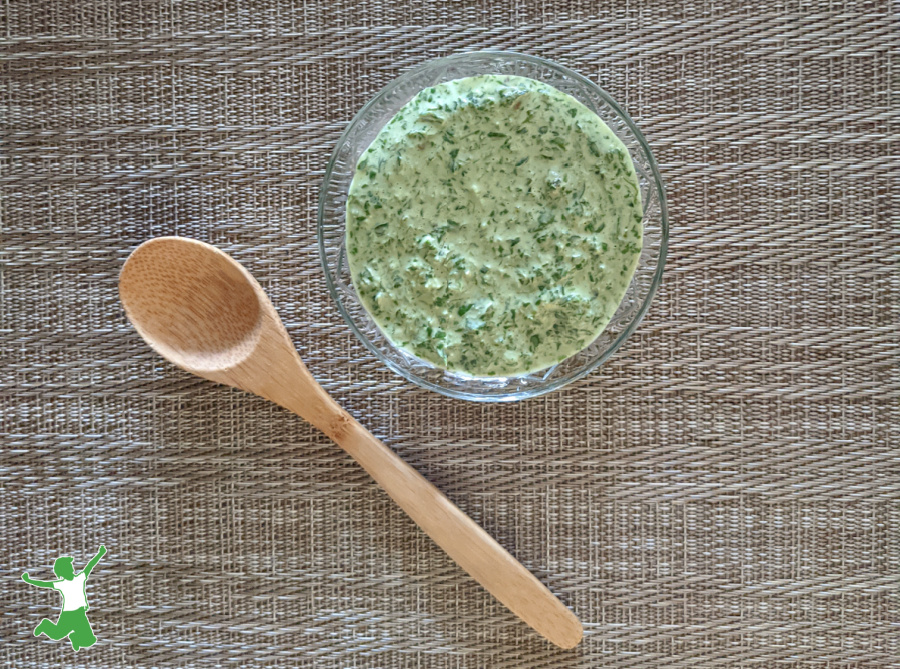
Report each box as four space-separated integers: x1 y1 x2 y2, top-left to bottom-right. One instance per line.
2 0 898 667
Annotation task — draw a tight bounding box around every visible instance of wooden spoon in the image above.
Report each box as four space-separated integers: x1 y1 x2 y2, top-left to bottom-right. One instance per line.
119 236 583 649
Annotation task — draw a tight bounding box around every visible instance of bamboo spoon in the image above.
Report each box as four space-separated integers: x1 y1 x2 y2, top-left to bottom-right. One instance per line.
118 236 582 649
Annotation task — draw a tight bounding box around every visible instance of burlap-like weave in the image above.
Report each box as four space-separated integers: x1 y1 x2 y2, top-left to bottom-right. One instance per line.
2 1 898 667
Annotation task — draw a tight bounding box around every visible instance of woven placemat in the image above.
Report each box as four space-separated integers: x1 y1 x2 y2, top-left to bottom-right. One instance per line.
2 1 898 666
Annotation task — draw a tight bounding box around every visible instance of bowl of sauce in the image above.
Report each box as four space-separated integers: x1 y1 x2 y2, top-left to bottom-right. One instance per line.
319 52 667 401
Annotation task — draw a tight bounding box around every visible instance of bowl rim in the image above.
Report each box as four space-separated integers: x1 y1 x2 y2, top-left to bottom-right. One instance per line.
318 50 669 402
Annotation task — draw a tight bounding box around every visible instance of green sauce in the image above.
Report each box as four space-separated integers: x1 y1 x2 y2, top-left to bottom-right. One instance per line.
347 75 643 376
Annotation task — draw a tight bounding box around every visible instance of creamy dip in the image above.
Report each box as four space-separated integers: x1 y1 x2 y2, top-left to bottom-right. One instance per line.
347 75 642 376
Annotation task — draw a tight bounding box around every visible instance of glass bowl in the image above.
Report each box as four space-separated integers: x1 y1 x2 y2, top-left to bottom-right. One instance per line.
318 51 668 402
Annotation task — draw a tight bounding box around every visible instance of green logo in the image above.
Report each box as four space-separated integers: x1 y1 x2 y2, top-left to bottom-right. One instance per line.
21 545 107 651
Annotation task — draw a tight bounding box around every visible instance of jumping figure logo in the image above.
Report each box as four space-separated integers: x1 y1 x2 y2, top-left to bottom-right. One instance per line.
21 545 107 651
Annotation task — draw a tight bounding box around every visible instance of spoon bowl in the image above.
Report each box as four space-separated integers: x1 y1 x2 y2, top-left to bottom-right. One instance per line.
120 238 262 373
119 236 583 649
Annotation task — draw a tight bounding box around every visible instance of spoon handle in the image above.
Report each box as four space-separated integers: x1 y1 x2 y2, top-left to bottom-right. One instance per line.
181 286 581 647
334 416 583 649
243 342 582 648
